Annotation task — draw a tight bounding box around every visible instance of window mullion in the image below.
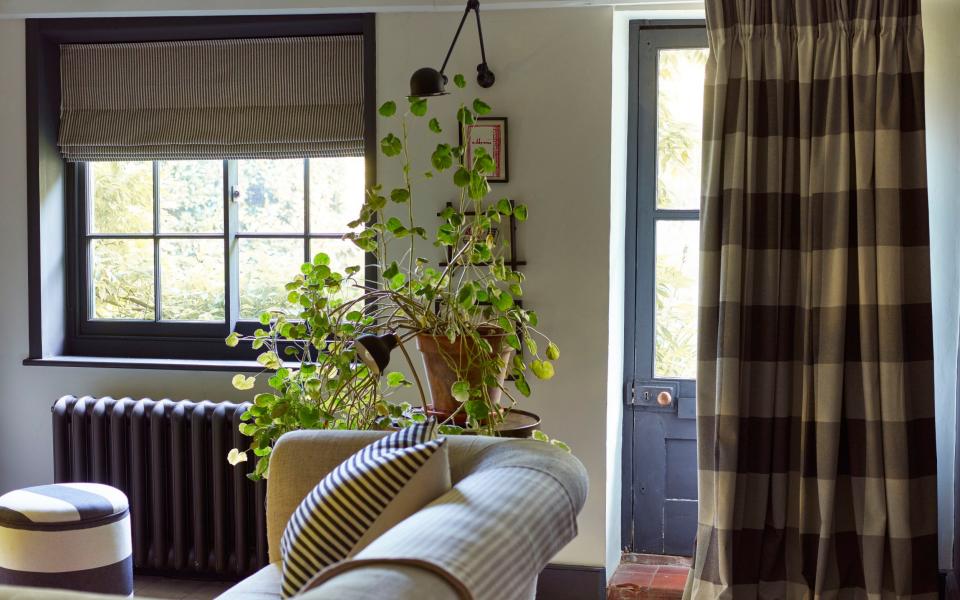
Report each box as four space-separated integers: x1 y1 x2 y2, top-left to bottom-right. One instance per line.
225 160 240 329
303 158 310 263
152 161 161 322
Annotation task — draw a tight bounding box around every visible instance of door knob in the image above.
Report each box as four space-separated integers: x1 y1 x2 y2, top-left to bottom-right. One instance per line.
656 390 673 406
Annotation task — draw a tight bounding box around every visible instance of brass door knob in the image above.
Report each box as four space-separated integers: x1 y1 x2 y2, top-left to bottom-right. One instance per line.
656 391 673 406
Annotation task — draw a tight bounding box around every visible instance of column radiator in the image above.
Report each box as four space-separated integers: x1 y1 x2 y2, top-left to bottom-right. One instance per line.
51 396 268 580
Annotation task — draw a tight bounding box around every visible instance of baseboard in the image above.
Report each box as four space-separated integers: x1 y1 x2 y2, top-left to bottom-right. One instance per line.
536 564 606 600
943 569 958 599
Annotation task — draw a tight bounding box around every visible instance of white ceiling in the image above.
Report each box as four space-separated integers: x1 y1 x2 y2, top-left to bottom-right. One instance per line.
0 0 703 19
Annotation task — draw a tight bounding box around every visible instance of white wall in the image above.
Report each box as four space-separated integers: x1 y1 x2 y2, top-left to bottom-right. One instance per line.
923 0 960 571
375 8 614 567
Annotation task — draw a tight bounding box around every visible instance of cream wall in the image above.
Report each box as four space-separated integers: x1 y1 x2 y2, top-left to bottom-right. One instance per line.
374 8 615 567
923 0 960 571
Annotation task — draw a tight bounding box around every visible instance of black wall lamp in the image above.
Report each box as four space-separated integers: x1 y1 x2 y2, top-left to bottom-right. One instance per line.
409 0 495 97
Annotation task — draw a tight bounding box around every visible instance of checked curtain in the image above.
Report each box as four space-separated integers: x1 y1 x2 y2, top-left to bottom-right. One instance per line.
687 1 938 598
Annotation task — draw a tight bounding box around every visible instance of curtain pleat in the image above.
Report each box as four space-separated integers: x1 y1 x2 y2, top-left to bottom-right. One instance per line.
688 1 938 598
58 35 364 161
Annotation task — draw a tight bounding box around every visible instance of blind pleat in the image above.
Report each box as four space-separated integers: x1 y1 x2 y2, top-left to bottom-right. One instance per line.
58 35 364 161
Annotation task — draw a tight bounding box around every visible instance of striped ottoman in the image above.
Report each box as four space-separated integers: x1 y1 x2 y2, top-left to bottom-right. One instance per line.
0 483 132 596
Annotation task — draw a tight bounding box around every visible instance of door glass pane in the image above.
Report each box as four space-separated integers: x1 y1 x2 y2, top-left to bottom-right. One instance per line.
238 159 305 233
310 239 366 301
309 157 366 234
239 238 304 319
89 162 153 233
160 239 225 321
656 49 707 210
90 239 154 319
654 220 698 379
158 160 223 233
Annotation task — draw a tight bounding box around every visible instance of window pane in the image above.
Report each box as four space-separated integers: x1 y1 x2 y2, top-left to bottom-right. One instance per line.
90 239 154 319
654 220 699 379
89 162 153 233
160 239 225 321
656 49 707 210
238 159 305 233
158 160 223 233
309 157 365 233
239 238 304 319
310 239 366 301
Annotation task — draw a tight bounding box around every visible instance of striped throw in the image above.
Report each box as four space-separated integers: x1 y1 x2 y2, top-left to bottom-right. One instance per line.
279 420 450 598
0 483 132 596
58 35 364 162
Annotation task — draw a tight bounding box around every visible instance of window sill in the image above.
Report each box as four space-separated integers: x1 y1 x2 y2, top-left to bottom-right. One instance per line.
22 355 261 373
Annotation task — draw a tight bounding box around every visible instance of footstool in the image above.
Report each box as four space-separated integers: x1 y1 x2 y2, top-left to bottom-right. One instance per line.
0 483 132 596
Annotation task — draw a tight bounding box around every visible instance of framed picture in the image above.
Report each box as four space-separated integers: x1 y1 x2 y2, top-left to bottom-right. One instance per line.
461 117 509 182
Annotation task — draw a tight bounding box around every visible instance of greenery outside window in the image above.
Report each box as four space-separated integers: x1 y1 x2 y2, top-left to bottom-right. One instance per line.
75 157 368 358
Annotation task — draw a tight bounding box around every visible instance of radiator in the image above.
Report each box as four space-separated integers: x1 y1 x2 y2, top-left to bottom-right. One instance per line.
52 396 269 580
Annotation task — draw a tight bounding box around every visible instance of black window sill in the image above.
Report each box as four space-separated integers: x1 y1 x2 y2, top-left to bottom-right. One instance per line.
23 356 261 373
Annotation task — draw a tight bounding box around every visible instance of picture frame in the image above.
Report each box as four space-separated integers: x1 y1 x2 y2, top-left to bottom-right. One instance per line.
460 117 509 182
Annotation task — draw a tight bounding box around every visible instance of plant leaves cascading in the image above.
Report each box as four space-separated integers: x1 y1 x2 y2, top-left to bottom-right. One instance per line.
227 77 563 480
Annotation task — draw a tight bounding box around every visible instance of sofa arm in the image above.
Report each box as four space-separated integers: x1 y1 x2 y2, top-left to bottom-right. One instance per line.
266 430 389 563
302 440 588 600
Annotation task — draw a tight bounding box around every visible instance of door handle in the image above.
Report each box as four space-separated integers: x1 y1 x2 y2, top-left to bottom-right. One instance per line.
656 390 673 406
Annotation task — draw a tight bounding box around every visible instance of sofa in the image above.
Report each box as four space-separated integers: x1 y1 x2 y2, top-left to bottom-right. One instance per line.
0 430 588 600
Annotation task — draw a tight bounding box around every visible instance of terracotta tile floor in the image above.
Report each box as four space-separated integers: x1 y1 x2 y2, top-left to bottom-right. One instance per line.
607 554 691 600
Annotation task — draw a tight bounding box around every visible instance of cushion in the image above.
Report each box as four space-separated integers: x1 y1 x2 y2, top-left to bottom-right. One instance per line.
279 420 450 598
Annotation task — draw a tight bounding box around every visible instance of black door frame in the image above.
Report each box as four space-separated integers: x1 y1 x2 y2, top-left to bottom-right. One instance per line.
621 19 706 555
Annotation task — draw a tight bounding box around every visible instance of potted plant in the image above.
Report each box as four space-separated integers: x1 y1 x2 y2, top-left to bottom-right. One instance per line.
227 76 563 480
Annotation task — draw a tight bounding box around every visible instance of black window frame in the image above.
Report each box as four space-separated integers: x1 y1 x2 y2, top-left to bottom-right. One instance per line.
26 15 377 364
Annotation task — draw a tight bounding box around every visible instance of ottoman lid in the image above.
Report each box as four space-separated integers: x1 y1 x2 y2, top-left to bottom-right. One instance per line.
0 483 128 529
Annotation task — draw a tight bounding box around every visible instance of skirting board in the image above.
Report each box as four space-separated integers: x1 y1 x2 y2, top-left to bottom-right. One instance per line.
536 564 606 600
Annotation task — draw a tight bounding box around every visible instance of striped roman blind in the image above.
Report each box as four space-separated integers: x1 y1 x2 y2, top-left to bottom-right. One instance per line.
57 35 364 162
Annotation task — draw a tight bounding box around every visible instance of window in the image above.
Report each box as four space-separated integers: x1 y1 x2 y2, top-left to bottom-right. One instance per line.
81 158 366 325
25 15 376 364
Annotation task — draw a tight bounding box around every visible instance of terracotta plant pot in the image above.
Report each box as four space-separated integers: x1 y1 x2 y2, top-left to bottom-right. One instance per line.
415 330 514 424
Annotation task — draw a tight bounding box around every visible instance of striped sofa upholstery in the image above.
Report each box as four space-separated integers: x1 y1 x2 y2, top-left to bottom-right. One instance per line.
0 483 132 596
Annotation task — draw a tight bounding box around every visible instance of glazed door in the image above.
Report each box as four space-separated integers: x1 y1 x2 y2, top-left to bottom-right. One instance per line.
622 23 707 556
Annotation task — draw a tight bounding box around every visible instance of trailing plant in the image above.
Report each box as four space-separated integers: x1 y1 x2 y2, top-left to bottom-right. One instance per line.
228 76 563 480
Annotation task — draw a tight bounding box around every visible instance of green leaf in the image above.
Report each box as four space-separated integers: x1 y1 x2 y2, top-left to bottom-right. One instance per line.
506 334 521 351
385 217 405 233
380 133 402 157
428 118 442 133
438 424 465 435
551 439 572 452
431 144 454 171
382 261 400 280
409 97 428 117
225 332 240 348
472 98 492 115
531 430 549 442
451 380 470 404
390 188 410 203
378 100 397 117
457 107 475 125
514 375 531 397
546 342 560 360
253 393 276 407
386 372 411 387
258 312 271 326
453 168 471 187
313 252 330 266
514 204 528 221
453 74 467 88
496 197 513 215
257 351 282 371
531 359 555 380
231 374 256 391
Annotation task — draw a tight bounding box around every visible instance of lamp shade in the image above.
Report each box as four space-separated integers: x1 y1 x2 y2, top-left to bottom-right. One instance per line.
355 333 400 375
409 67 448 98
